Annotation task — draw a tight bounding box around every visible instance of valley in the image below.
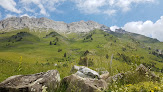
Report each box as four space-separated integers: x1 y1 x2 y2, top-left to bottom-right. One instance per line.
0 17 163 92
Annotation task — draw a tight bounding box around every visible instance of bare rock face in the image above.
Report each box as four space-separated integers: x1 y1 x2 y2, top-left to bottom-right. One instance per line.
115 28 127 34
0 16 111 33
0 17 68 32
68 20 110 32
61 74 107 92
0 70 60 92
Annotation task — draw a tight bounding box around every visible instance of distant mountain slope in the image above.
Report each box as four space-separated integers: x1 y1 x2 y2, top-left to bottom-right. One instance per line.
0 16 110 33
0 16 161 43
110 28 160 43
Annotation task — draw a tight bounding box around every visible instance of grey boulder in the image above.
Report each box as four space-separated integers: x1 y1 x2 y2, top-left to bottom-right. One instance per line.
0 70 60 92
71 65 100 79
59 66 107 92
60 74 107 92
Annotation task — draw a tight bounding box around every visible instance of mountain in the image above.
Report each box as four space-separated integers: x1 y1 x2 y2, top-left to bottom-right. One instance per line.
0 17 163 91
0 16 160 43
111 28 160 43
0 16 110 33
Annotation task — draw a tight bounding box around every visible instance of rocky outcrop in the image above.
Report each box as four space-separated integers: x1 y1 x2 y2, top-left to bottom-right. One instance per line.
106 73 125 83
115 28 127 34
106 64 160 83
76 67 100 79
0 64 159 92
0 70 60 92
136 64 160 81
59 65 107 92
61 74 107 92
0 16 111 33
71 65 101 79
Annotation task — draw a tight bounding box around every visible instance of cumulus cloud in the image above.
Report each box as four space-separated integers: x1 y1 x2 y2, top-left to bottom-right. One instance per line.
122 16 163 41
0 0 21 13
110 25 119 31
72 0 156 15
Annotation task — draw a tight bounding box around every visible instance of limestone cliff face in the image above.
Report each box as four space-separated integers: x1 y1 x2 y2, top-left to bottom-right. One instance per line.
0 16 110 33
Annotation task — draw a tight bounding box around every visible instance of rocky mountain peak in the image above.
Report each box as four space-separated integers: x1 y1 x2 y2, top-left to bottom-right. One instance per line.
115 28 127 34
0 16 111 33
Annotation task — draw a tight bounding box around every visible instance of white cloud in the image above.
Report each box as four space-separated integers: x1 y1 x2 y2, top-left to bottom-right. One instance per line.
115 0 155 12
110 25 119 31
104 9 117 16
109 0 115 6
20 14 31 18
20 0 47 15
24 7 35 13
0 0 21 13
20 0 65 16
72 0 107 14
122 16 163 41
72 0 156 15
38 4 47 15
20 14 37 18
42 0 65 12
0 0 157 17
5 14 16 18
20 14 29 17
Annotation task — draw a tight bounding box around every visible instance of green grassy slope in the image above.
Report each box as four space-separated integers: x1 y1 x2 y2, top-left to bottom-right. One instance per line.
0 28 163 91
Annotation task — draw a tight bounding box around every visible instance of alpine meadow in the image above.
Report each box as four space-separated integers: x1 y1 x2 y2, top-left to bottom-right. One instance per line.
0 0 163 92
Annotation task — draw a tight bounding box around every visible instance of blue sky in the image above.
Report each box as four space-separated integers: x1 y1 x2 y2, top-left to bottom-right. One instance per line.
0 0 163 41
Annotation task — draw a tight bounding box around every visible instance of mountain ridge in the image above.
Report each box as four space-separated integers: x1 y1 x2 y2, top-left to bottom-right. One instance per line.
0 16 110 33
0 16 161 43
